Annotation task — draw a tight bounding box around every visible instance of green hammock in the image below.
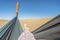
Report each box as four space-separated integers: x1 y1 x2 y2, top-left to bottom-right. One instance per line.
0 16 23 40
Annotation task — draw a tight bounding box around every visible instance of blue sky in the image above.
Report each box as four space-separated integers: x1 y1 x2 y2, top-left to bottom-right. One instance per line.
0 0 60 20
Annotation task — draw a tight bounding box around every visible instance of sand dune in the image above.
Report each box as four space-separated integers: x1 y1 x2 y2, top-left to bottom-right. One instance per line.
0 18 52 32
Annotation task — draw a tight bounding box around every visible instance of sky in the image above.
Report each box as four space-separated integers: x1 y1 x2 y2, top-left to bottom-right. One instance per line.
0 0 60 20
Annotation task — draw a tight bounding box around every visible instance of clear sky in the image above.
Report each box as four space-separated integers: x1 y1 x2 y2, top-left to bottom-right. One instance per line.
0 0 60 20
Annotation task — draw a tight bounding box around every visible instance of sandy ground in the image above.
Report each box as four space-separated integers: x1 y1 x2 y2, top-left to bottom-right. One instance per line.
0 18 52 32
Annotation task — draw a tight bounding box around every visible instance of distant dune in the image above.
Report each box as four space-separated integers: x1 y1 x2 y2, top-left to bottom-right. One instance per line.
0 18 52 32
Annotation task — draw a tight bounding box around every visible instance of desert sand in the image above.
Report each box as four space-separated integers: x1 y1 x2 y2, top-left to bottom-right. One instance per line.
0 18 52 32
20 18 52 32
